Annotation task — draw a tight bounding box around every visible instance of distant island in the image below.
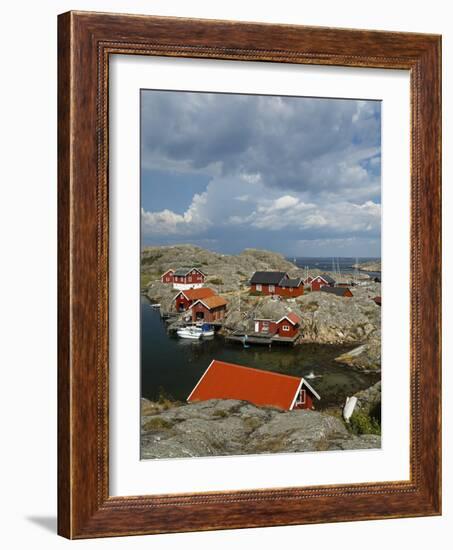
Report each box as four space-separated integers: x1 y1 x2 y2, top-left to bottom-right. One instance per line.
352 259 381 273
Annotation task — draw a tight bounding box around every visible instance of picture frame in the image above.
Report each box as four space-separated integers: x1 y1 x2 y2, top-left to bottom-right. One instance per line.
57 10 441 539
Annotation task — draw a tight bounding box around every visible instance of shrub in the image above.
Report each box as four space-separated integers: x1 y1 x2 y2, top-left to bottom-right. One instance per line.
209 277 224 285
349 410 381 435
212 409 228 418
249 290 263 297
143 417 173 431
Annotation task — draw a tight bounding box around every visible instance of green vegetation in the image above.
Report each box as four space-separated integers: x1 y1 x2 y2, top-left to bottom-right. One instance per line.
143 417 173 431
140 272 155 289
141 253 163 265
349 407 381 436
208 277 224 285
303 300 319 312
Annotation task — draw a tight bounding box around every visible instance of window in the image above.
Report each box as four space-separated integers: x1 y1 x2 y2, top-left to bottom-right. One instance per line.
269 285 275 293
298 389 306 405
282 325 290 332
188 276 192 282
256 284 262 291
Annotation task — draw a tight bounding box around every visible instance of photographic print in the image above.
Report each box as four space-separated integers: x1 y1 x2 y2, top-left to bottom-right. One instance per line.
140 90 382 460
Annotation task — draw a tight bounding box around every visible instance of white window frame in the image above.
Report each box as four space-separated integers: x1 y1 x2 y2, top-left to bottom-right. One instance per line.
282 325 290 332
298 389 306 405
269 284 275 293
256 284 262 291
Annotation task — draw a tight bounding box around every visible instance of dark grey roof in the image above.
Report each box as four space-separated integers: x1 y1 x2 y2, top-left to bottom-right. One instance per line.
250 271 287 285
318 273 336 284
173 267 205 277
279 277 303 288
321 286 351 297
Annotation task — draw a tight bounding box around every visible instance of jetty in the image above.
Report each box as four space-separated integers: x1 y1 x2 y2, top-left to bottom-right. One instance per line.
225 330 299 346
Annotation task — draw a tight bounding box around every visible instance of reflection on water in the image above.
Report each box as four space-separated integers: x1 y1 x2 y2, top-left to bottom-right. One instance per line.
141 297 380 409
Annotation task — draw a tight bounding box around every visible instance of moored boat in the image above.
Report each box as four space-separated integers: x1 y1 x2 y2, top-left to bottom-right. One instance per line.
176 326 203 340
200 323 215 337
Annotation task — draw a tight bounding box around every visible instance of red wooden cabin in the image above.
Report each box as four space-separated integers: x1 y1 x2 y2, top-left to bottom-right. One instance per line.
320 286 353 298
189 295 228 323
254 312 301 338
311 274 336 291
161 267 206 286
187 360 320 410
249 271 288 295
160 269 175 283
173 287 216 312
276 277 304 297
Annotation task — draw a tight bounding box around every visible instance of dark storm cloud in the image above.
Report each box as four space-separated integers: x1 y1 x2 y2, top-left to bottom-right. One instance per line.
140 90 381 256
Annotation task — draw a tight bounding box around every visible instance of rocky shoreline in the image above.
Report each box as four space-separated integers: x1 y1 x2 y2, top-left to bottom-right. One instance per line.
142 245 381 371
141 397 381 459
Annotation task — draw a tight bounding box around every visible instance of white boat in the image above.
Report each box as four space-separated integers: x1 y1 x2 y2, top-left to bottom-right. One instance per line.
176 326 203 340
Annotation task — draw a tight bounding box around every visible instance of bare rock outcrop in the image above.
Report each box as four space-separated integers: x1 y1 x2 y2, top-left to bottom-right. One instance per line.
140 398 381 459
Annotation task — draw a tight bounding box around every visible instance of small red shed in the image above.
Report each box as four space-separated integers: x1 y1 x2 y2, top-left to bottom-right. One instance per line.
276 277 304 298
173 287 216 312
275 312 302 337
160 269 175 283
320 286 353 298
187 360 320 410
190 295 228 323
311 274 336 291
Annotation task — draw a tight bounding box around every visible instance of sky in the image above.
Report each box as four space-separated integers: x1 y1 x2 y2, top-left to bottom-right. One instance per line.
141 90 381 257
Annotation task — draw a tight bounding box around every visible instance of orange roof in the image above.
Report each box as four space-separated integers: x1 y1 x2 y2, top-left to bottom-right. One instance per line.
187 360 303 410
285 312 301 326
175 287 216 301
190 295 228 310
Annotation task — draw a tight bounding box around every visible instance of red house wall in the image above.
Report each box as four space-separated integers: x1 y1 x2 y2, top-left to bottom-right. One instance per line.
276 286 304 298
171 270 205 285
294 390 314 410
162 272 174 283
251 283 275 295
311 279 328 291
255 320 277 334
175 295 192 311
276 321 298 338
191 303 226 323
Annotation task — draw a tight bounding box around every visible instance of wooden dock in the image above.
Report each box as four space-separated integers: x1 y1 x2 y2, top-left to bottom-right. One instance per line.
225 331 299 346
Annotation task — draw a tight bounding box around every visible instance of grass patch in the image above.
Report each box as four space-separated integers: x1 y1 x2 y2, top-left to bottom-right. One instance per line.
303 300 319 312
349 409 381 436
243 416 262 431
141 253 162 265
140 272 156 289
249 290 264 297
208 277 224 285
143 417 173 431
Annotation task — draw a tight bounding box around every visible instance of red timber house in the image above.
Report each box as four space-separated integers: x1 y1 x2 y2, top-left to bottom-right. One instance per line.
310 273 336 291
187 360 320 411
249 271 304 297
161 267 206 290
254 312 302 338
173 287 216 312
189 295 228 323
320 286 353 298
